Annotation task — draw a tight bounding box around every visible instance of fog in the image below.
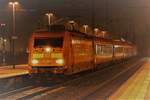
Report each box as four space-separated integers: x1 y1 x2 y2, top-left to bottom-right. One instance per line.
0 0 150 55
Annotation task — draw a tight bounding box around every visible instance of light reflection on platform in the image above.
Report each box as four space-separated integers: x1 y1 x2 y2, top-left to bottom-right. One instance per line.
110 58 150 100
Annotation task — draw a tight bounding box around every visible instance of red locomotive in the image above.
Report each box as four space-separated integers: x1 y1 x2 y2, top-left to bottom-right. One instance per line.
28 27 137 75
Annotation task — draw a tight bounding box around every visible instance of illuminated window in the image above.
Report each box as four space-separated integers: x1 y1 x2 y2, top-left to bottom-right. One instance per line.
96 44 113 56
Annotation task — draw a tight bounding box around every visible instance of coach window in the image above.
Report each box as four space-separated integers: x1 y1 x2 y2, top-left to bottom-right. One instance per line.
96 44 113 56
96 44 101 55
114 46 123 53
101 45 113 56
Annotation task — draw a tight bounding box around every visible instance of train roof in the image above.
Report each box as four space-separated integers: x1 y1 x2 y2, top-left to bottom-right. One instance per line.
33 27 135 47
113 39 135 47
33 28 94 38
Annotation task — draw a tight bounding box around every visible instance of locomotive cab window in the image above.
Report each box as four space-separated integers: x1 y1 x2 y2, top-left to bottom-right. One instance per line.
34 37 64 48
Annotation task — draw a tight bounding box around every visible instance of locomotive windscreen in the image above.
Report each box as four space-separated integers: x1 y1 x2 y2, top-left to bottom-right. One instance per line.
34 37 63 48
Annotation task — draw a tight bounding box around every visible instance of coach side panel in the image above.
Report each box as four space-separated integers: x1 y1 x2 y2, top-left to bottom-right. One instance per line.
70 35 94 74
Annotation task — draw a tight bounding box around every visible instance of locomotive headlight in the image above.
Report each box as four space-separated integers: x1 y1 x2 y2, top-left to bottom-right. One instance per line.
56 59 64 65
45 47 52 53
32 59 39 64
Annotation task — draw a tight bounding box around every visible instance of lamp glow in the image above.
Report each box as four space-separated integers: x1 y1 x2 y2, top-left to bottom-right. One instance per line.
32 59 39 64
14 2 19 5
56 59 64 65
45 47 52 53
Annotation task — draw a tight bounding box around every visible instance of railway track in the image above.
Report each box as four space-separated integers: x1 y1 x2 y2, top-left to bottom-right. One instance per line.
0 58 144 100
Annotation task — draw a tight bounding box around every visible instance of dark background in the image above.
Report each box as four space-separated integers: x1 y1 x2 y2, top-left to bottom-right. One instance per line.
0 0 150 56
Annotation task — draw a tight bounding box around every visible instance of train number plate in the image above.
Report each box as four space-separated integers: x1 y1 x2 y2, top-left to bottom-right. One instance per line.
33 53 44 58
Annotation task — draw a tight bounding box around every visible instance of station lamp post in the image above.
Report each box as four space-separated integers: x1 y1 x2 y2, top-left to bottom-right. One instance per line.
101 31 107 38
94 28 99 36
9 1 19 69
9 1 18 35
45 13 54 26
83 25 89 33
68 20 76 31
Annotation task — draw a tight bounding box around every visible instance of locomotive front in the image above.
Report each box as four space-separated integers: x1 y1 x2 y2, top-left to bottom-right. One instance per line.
28 32 66 73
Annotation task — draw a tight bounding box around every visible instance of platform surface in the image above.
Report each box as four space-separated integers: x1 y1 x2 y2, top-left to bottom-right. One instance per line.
0 64 30 79
109 58 150 100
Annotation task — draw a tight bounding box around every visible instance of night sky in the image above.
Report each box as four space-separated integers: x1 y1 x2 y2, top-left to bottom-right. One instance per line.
0 0 150 55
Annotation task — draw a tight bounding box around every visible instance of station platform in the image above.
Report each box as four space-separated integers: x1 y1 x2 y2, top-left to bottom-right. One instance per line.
110 58 150 100
0 64 30 79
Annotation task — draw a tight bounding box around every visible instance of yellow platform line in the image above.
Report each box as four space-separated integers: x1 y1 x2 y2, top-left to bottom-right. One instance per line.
0 69 29 79
109 59 150 100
